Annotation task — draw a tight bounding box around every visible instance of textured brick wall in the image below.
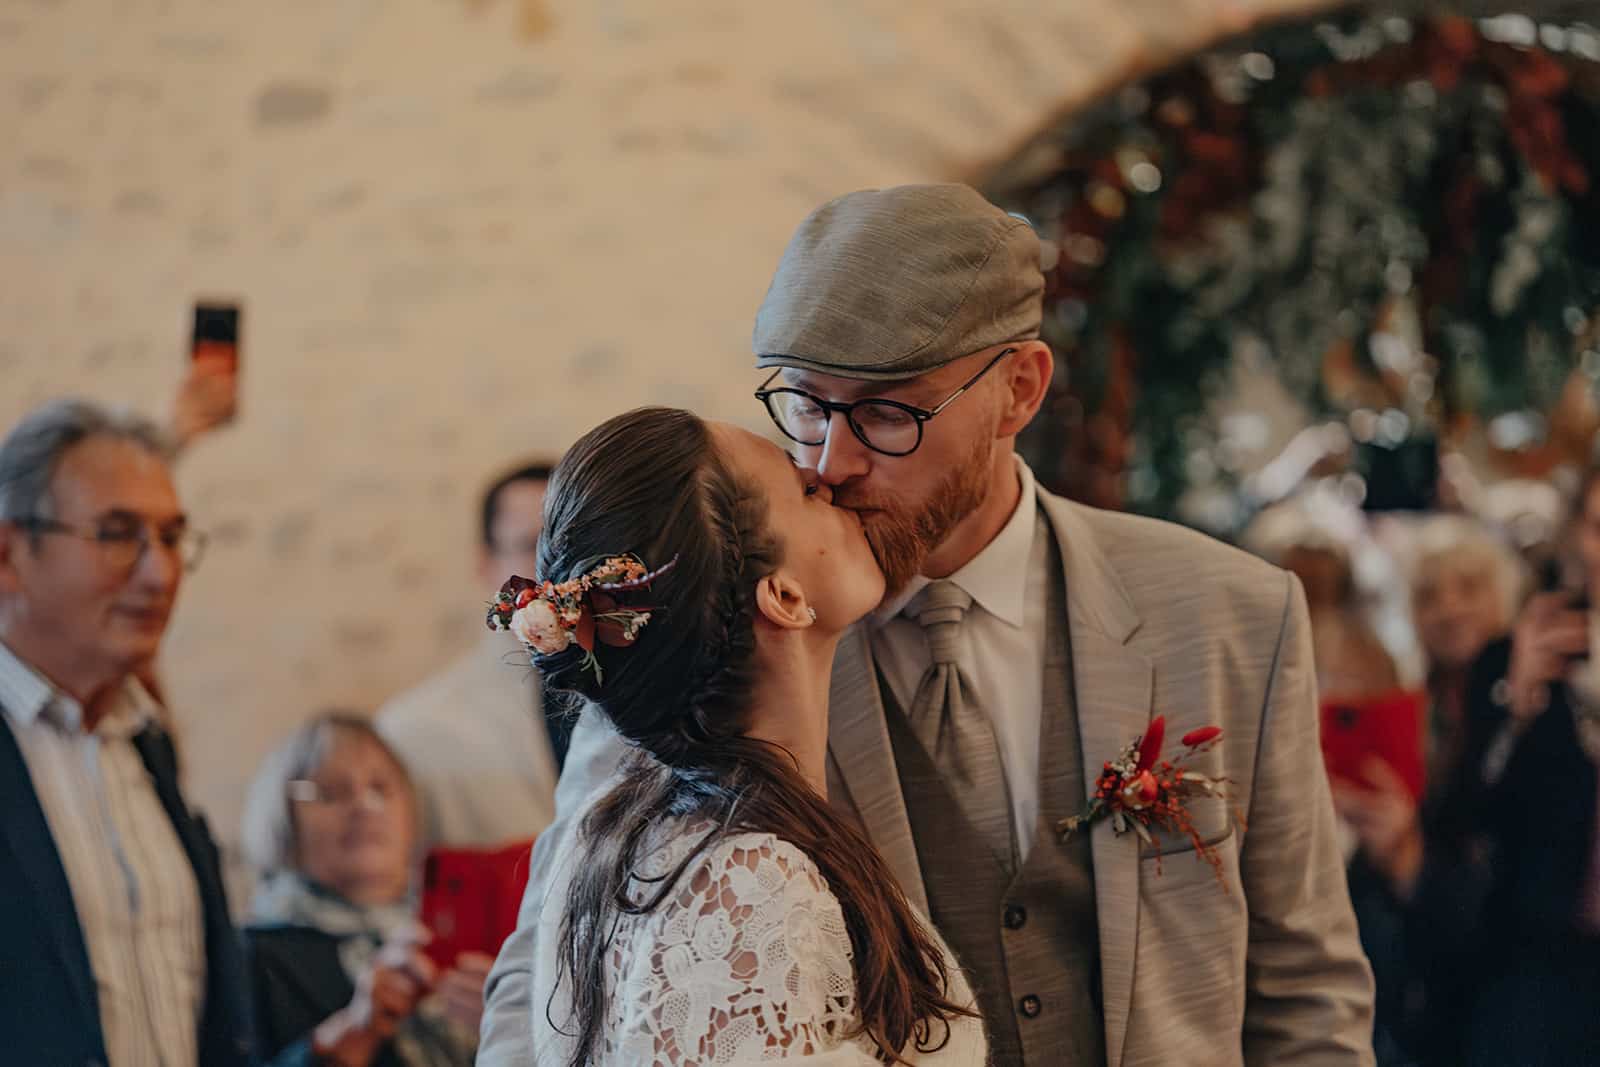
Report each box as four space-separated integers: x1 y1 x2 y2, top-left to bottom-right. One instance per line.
1 0 1320 860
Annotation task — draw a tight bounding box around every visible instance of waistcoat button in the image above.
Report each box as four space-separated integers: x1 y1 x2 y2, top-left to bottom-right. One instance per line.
1003 904 1027 930
1019 994 1042 1018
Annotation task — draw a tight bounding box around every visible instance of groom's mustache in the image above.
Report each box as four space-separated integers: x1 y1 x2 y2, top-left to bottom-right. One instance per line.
829 489 903 515
829 490 928 596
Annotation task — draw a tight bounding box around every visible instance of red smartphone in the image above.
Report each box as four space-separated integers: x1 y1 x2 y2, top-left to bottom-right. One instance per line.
191 301 241 372
418 838 535 970
1319 689 1426 802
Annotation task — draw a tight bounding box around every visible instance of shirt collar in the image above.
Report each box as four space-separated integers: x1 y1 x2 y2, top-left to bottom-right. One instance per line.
0 638 56 728
873 456 1038 629
0 639 153 737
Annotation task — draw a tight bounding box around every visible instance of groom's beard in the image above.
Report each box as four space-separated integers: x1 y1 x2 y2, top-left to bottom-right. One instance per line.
837 436 993 599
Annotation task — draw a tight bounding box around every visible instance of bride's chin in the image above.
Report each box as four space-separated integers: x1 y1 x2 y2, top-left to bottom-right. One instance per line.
835 582 887 628
867 569 888 605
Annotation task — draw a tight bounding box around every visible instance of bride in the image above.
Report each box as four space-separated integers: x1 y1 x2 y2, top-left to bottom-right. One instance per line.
491 407 986 1065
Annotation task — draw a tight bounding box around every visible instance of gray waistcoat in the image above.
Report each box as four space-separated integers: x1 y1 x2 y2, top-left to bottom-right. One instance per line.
883 513 1105 1066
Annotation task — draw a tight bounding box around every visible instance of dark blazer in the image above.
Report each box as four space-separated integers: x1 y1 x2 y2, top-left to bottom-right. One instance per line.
0 706 253 1067
243 924 407 1067
1407 637 1600 1065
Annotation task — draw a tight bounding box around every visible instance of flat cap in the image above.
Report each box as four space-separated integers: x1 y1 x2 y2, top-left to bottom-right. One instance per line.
753 183 1044 381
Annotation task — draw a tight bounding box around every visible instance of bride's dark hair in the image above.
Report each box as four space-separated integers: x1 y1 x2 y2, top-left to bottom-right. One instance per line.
538 407 971 1065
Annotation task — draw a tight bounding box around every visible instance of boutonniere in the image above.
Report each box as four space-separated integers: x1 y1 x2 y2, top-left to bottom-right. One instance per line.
1055 715 1241 885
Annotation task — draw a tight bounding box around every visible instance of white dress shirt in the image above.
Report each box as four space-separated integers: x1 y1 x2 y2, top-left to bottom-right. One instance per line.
0 640 205 1067
377 634 559 848
871 457 1050 864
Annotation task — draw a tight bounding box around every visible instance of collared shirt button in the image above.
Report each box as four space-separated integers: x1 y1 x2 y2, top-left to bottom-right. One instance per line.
1019 994 1042 1018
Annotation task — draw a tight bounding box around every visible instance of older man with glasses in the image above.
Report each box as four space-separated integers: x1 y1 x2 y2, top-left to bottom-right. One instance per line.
0 398 250 1067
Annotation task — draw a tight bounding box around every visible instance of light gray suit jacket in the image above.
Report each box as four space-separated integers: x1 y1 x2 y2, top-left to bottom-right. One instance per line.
479 490 1375 1066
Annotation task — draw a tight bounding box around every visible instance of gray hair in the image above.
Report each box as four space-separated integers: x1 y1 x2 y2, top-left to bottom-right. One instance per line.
239 711 417 876
1410 515 1527 629
0 398 173 523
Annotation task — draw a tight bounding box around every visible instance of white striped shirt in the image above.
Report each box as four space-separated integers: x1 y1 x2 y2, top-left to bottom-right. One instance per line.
0 641 204 1067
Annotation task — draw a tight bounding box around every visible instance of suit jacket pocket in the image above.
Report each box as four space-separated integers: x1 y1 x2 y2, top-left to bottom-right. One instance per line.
1125 830 1249 1065
1142 795 1236 857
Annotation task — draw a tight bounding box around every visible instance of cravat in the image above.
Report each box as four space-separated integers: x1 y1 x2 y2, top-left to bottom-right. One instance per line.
907 580 1016 870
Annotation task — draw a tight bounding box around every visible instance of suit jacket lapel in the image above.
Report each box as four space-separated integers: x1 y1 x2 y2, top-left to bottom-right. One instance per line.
0 709 100 1028
826 624 929 914
1041 491 1153 1067
132 725 254 1067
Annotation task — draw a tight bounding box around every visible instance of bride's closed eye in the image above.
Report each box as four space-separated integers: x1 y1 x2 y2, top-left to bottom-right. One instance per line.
788 452 821 496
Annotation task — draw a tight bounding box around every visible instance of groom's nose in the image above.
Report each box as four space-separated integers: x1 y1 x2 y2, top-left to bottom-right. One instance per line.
813 419 872 486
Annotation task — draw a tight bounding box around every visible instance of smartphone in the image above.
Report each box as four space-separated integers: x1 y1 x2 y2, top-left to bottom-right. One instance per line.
190 301 240 372
1319 690 1426 801
1539 555 1591 660
418 838 534 969
1357 436 1438 512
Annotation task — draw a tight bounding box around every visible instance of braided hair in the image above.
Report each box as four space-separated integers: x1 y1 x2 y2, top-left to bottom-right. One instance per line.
536 408 972 1066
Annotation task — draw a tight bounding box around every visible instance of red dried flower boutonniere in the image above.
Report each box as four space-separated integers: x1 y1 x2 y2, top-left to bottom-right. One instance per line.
486 554 677 685
1056 715 1241 885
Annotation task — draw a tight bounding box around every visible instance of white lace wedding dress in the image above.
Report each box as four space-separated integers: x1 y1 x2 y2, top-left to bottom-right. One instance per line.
528 817 988 1065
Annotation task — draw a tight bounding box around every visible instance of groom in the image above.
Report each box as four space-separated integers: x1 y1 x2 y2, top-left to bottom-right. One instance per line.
480 184 1374 1065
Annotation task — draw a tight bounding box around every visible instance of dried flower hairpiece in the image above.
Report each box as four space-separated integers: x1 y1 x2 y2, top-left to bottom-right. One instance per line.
487 554 678 684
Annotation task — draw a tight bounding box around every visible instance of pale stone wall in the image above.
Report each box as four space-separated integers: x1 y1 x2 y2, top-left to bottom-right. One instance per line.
1 0 1321 856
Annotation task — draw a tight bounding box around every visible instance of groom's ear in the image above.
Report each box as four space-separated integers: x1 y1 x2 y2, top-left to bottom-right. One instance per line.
754 572 814 631
996 342 1053 438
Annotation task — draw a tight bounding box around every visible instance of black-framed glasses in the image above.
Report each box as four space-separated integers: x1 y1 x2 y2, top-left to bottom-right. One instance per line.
11 515 208 573
755 347 1016 457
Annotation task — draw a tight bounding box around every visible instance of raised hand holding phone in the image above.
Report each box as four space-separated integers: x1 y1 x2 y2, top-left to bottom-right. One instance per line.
173 300 241 448
1319 689 1426 801
1504 561 1593 722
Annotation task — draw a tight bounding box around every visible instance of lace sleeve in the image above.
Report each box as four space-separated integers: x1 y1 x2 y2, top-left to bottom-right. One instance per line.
606 831 871 1065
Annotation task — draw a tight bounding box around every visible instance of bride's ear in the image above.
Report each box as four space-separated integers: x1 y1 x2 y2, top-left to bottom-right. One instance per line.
754 572 815 631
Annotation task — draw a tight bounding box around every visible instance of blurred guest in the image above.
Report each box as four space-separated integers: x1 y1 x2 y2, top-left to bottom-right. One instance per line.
1283 539 1356 615
1313 606 1402 703
0 398 250 1066
241 712 487 1067
375 463 560 848
1400 466 1600 1065
1330 517 1521 1065
1407 518 1523 784
1257 516 1418 1064
1266 529 1400 698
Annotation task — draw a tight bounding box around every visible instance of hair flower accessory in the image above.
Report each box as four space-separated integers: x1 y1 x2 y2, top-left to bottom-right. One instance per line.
487 554 678 684
1056 715 1242 886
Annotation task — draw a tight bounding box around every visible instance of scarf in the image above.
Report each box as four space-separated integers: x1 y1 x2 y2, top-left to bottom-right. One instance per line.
250 871 476 1067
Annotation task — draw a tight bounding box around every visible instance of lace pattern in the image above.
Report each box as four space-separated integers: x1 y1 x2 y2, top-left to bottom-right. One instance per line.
602 826 865 1064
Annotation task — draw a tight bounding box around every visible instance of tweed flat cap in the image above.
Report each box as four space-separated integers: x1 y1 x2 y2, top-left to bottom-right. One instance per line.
752 183 1044 381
